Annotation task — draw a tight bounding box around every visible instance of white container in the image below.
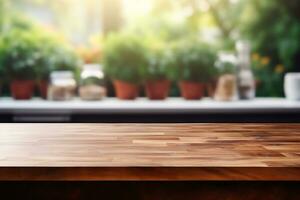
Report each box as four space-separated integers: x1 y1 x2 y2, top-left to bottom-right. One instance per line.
284 73 300 101
48 71 77 101
79 64 106 101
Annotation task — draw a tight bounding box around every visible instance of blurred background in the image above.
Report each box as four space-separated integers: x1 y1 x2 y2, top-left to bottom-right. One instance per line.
0 0 300 100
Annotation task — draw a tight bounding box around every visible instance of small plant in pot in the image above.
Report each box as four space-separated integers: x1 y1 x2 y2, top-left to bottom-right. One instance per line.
144 45 174 100
0 30 39 100
103 33 147 100
36 38 81 99
174 41 217 100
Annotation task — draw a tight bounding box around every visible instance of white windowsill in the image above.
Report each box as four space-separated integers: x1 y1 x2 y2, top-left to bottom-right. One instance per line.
0 97 298 115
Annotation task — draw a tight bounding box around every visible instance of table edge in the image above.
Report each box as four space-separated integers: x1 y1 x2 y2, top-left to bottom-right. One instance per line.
0 167 299 181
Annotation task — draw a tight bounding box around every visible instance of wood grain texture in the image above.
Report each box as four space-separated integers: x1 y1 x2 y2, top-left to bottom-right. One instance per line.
0 123 300 180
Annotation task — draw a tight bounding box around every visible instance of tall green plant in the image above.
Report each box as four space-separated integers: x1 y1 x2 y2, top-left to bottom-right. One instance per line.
35 37 81 81
0 27 81 81
103 33 147 84
243 0 300 71
241 0 300 96
144 40 175 81
173 40 217 82
0 30 40 80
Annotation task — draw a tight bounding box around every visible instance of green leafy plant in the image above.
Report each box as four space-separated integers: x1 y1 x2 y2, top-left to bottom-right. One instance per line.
214 52 236 75
0 27 81 82
37 43 81 81
103 33 147 84
240 0 300 96
252 53 285 97
144 43 175 81
173 40 217 82
0 29 40 80
25 28 82 81
50 46 81 72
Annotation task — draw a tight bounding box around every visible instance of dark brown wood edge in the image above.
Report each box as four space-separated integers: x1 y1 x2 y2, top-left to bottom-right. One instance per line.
0 167 299 181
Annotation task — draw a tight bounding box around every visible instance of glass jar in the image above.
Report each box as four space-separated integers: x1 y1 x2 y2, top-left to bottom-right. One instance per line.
47 71 77 101
236 41 256 100
79 64 106 100
214 52 238 101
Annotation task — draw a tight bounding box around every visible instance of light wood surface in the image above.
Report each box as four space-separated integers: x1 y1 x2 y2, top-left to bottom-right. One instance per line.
0 123 300 180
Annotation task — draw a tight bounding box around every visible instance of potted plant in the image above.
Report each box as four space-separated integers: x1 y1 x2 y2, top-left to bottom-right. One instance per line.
0 30 39 100
144 45 174 100
174 41 217 100
103 33 147 100
36 39 81 99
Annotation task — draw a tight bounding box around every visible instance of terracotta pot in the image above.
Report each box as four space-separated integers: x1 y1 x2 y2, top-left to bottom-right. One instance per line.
179 81 205 100
113 80 139 100
37 80 49 99
10 80 35 100
145 80 170 100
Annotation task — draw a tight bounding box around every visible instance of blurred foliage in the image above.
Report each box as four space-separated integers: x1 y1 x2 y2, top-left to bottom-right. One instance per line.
143 39 176 81
129 0 300 96
252 53 285 97
215 52 236 75
0 28 81 81
0 8 81 82
1 0 300 97
47 45 81 74
0 29 40 80
173 39 217 82
243 0 300 71
103 32 148 84
240 0 300 96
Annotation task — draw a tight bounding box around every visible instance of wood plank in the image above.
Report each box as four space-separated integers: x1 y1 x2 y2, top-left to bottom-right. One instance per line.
0 123 300 180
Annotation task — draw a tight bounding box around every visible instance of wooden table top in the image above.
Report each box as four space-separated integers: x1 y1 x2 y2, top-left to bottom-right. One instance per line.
0 123 300 180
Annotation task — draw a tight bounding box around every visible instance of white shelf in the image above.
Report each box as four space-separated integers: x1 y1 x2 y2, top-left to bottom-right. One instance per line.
0 97 299 114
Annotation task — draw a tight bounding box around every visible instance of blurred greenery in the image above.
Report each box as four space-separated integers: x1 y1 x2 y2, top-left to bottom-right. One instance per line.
103 33 148 84
241 0 300 96
144 40 176 81
243 0 300 69
0 26 81 81
173 39 217 82
1 0 300 97
0 29 40 80
126 0 300 96
215 53 236 75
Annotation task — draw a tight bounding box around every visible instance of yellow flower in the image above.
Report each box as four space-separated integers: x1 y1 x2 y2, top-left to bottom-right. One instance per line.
275 65 285 74
252 53 260 61
261 57 270 66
